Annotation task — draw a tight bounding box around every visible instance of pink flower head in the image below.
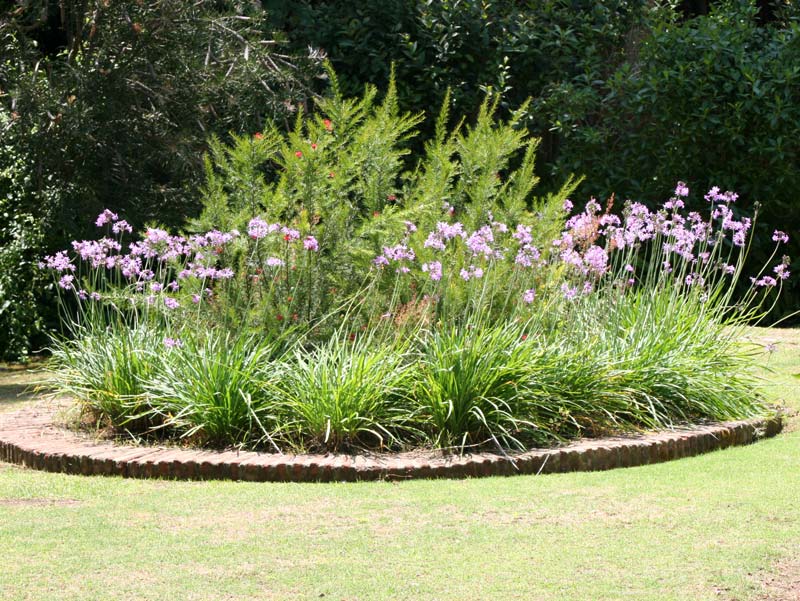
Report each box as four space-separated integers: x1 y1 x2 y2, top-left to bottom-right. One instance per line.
303 236 319 251
381 244 415 262
522 288 535 304
436 221 465 240
512 224 533 246
58 274 74 290
704 187 738 204
773 230 789 244
422 261 443 281
583 245 608 275
95 209 119 227
754 276 777 288
465 226 495 258
281 227 301 241
674 181 690 197
774 263 790 280
248 217 270 240
560 283 578 300
44 251 75 272
112 220 133 234
459 265 483 281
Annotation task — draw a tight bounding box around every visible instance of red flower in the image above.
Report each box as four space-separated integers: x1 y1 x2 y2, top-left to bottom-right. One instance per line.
372 211 380 218
276 314 284 322
328 172 335 179
311 143 318 151
387 194 397 202
253 132 263 140
295 151 303 158
348 333 356 342
521 334 528 341
323 119 333 131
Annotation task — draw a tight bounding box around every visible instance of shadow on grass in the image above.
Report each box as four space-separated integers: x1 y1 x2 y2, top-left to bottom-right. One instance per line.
0 383 38 402
0 370 48 412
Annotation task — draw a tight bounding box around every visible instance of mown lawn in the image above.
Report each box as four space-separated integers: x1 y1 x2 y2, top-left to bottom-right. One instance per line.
1 327 798 601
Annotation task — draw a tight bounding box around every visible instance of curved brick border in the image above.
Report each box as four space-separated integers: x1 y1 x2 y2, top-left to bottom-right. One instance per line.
0 402 783 482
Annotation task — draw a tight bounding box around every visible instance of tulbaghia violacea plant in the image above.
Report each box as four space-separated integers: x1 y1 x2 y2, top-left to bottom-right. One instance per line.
363 182 790 331
40 183 793 452
42 210 328 335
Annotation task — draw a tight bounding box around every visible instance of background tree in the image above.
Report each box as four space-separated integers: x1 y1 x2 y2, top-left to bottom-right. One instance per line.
0 0 320 359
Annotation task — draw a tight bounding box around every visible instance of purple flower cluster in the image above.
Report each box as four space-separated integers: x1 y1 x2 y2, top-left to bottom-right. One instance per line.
459 265 484 281
773 230 790 244
465 226 499 259
374 244 415 273
47 190 792 324
42 251 75 273
248 217 277 239
583 245 609 275
163 337 183 349
424 222 466 251
421 261 443 281
95 209 118 227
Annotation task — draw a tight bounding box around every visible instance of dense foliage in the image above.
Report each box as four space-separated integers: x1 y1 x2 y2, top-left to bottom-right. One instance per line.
0 0 318 359
266 0 653 149
44 83 787 454
267 0 800 321
3 0 799 361
547 3 800 317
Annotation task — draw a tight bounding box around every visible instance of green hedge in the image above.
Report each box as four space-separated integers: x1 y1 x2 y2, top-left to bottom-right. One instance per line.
266 0 800 321
545 2 800 318
265 0 650 137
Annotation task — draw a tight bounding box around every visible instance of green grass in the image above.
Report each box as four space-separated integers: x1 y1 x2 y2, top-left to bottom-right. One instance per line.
1 327 798 601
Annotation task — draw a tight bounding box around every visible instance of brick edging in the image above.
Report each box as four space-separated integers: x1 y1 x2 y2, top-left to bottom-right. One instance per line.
0 403 783 482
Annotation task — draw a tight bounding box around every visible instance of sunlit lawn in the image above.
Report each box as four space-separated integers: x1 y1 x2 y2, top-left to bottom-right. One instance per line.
1 327 798 601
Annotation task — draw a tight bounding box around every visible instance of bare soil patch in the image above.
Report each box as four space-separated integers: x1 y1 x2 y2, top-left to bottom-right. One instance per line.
0 498 82 507
754 556 800 601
